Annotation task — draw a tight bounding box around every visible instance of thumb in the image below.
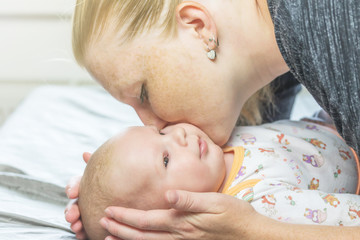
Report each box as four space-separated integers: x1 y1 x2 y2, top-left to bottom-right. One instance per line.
166 190 226 213
82 152 92 164
65 176 82 199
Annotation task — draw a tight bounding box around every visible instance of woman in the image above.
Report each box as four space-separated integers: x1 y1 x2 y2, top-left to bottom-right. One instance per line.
66 0 360 239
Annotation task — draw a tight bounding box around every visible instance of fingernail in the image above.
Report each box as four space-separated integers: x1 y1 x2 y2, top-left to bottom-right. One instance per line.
66 188 71 198
105 208 113 218
100 218 109 229
167 190 179 204
105 237 112 240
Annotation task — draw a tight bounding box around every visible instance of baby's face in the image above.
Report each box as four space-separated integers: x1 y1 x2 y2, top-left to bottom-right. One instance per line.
109 123 226 208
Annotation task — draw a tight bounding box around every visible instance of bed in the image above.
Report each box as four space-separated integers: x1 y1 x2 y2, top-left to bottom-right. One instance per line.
0 85 320 239
0 86 142 239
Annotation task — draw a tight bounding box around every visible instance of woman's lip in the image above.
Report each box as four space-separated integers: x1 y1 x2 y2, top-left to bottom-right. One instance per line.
199 138 208 159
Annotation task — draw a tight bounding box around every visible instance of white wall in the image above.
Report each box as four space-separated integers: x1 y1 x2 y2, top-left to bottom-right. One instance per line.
0 0 95 125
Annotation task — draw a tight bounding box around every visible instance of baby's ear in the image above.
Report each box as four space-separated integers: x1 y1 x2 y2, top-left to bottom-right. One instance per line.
82 152 92 164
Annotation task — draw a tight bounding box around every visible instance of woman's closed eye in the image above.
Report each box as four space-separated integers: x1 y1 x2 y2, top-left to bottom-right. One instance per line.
140 84 148 103
163 153 169 168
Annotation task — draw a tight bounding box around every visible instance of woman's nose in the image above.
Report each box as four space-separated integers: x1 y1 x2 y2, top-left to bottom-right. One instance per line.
135 108 168 130
170 127 187 146
151 117 168 131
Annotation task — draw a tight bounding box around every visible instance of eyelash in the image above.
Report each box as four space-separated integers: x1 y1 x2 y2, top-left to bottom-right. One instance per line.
163 153 169 168
140 84 148 104
159 131 168 167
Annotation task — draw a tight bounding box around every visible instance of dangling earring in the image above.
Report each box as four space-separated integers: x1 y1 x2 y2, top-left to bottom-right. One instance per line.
206 35 218 61
207 48 216 60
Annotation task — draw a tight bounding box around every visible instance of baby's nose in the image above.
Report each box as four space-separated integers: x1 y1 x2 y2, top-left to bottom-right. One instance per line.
171 127 187 146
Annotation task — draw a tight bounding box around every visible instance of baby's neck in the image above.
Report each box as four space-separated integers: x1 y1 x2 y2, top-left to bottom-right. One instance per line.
217 151 235 193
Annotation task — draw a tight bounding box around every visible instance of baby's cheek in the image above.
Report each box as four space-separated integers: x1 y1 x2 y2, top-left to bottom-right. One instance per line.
213 149 227 187
189 167 217 192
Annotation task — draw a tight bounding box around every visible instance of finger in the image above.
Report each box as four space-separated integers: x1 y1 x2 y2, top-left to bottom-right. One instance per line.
83 152 92 164
166 190 230 213
65 176 82 199
100 218 172 240
76 231 87 240
104 207 177 231
65 200 80 223
70 219 83 233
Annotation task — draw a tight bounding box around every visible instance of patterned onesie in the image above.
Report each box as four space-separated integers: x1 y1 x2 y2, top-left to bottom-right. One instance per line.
221 120 360 226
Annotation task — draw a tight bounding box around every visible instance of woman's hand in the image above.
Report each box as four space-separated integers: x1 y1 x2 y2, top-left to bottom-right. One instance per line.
100 190 264 240
64 152 92 240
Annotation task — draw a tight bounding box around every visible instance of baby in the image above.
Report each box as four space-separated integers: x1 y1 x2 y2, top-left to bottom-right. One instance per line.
79 121 360 240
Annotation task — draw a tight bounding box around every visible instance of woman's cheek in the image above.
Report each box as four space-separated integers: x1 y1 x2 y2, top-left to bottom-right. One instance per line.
149 99 178 122
149 87 187 121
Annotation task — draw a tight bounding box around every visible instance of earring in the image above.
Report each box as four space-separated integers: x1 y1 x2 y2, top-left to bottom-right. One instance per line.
209 36 219 47
207 49 216 60
206 35 218 61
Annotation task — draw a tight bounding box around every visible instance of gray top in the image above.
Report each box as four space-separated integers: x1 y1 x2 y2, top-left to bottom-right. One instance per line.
268 0 360 155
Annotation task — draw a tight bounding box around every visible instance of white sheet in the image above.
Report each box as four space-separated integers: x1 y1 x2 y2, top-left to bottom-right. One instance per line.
0 86 142 239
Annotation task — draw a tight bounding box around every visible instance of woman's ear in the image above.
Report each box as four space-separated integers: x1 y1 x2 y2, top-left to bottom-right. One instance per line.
175 1 217 45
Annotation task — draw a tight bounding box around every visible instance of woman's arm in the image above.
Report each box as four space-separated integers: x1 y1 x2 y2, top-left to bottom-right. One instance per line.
101 190 360 240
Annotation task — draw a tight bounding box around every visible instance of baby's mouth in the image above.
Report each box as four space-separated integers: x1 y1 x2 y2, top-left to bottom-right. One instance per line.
198 137 208 159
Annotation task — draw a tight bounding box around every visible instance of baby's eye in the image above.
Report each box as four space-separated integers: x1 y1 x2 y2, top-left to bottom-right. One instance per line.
163 154 169 168
140 84 148 104
159 131 165 135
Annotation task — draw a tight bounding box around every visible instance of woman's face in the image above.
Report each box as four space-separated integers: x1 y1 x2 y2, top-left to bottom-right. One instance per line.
86 37 242 145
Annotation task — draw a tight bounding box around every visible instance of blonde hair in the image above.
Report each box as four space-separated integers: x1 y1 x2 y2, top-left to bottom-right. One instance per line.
79 140 115 240
72 0 273 125
238 84 274 126
72 0 181 66
79 134 157 240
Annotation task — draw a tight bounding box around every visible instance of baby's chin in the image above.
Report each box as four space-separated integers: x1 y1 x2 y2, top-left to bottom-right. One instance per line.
210 141 225 158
